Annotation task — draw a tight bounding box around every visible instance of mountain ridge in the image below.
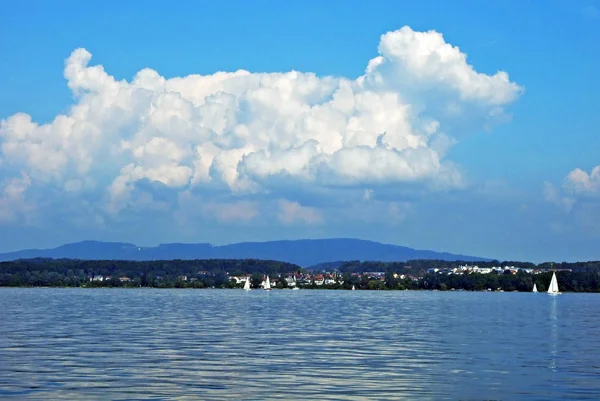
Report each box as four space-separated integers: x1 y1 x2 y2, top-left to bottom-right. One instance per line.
0 238 490 267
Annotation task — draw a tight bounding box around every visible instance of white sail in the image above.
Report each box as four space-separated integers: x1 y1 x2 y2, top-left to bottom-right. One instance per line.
352 285 355 291
243 277 251 291
532 283 538 293
264 276 271 290
547 272 561 295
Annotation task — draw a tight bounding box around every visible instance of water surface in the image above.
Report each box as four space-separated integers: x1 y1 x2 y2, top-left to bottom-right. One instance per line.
1 288 599 400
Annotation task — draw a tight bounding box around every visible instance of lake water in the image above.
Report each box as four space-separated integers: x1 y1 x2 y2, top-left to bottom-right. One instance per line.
1 288 599 400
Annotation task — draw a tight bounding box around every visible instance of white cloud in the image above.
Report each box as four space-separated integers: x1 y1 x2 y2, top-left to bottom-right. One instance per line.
543 181 575 213
0 173 34 223
277 200 322 225
545 166 600 239
564 166 600 194
203 200 259 223
545 165 600 213
368 27 522 105
0 26 521 228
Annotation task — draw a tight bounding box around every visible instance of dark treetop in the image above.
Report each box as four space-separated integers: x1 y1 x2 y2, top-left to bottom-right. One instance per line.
1 258 600 292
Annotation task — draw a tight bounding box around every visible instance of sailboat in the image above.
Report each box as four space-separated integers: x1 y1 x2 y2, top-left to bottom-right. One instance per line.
351 285 355 291
547 272 561 295
264 276 272 291
532 283 538 293
243 277 251 291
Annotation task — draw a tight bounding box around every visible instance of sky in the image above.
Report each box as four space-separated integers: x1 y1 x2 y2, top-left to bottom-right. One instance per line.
0 0 599 262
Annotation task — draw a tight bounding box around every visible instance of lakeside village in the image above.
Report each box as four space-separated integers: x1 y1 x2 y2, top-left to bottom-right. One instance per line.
87 264 573 292
4 257 598 291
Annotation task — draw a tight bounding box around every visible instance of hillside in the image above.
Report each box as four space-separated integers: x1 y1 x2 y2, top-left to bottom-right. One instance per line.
0 238 488 267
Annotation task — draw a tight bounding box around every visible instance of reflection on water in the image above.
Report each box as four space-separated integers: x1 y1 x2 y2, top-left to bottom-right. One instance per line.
1 289 599 400
548 295 558 372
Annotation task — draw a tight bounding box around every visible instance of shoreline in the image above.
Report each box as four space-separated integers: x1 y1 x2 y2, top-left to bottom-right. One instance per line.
1 286 598 293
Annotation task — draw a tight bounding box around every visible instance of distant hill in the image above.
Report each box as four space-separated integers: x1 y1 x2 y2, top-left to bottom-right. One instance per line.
0 239 488 267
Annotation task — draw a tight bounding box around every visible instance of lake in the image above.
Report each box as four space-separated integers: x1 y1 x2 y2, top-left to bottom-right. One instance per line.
1 288 599 400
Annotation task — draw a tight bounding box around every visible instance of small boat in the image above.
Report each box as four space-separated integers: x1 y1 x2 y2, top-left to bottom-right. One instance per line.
264 276 272 291
351 285 355 291
532 283 538 293
243 278 251 291
547 272 561 295
292 286 299 290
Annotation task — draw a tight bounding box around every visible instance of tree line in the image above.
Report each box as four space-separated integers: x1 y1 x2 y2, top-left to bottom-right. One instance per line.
296 270 600 292
1 258 600 292
0 258 299 288
416 270 600 293
336 259 600 274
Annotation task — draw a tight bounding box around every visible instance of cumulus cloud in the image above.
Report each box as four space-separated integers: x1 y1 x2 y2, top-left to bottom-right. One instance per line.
545 166 600 238
565 167 600 194
545 165 600 214
0 26 521 230
277 200 322 225
0 173 34 223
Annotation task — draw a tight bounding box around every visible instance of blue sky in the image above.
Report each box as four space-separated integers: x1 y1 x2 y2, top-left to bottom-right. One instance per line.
1 0 599 262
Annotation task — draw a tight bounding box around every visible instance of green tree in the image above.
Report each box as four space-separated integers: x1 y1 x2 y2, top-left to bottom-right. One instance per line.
250 272 264 289
368 279 385 290
385 270 397 289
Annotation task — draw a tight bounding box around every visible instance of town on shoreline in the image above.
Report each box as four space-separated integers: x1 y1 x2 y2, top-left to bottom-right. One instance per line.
1 258 600 292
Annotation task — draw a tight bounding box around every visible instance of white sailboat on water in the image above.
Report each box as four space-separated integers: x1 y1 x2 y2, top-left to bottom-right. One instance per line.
263 275 272 291
547 272 561 295
243 277 251 291
351 285 355 291
532 283 538 293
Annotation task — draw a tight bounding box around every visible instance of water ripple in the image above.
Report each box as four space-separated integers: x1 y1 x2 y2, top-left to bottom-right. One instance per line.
1 288 599 400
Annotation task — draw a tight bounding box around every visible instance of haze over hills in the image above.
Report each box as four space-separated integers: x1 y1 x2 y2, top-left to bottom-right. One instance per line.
0 239 488 267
